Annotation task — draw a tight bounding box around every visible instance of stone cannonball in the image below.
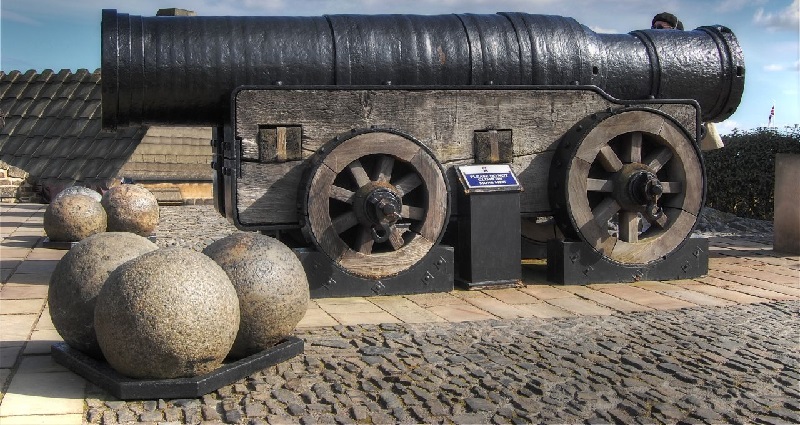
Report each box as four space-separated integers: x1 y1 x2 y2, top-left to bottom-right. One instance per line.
203 232 309 359
101 184 160 236
48 232 158 358
53 186 102 203
94 247 240 379
44 194 107 242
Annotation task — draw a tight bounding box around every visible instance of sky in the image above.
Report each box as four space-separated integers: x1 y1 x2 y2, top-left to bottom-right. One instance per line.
1 0 798 134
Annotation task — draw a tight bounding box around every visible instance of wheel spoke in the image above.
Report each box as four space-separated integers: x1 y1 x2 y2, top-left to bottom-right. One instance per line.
332 211 358 234
394 173 422 197
587 178 613 192
329 185 355 204
618 211 639 243
660 181 683 194
644 147 673 173
401 205 425 220
374 155 395 183
354 227 374 254
388 227 405 250
598 145 623 172
645 211 670 229
347 159 371 187
592 197 621 225
622 132 643 163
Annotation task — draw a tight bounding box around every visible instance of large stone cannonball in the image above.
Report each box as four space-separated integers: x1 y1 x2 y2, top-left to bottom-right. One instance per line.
53 186 102 203
44 194 107 242
94 247 240 379
48 232 158 358
101 184 159 236
203 232 309 359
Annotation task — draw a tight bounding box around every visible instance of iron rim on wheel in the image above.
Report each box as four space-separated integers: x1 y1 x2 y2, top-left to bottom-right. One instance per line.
303 130 449 279
550 109 705 265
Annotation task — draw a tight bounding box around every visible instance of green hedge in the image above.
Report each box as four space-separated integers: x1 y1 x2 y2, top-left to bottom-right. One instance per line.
702 126 800 220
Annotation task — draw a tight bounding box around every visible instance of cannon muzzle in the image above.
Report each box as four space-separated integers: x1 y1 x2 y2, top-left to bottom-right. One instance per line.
101 10 744 129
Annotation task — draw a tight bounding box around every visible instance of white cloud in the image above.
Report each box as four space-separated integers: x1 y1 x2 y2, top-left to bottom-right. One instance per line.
753 0 800 31
715 0 763 13
763 60 800 72
2 9 43 25
589 26 620 34
715 119 740 135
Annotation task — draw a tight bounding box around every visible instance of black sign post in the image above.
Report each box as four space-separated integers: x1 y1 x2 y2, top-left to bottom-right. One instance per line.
455 164 522 289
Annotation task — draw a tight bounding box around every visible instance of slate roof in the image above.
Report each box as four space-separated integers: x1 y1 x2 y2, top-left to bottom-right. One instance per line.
0 69 213 197
0 68 147 189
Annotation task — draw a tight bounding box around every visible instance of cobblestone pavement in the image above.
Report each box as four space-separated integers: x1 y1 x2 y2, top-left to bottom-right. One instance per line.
154 205 240 252
84 301 799 424
3 204 796 424
154 205 775 252
112 205 796 425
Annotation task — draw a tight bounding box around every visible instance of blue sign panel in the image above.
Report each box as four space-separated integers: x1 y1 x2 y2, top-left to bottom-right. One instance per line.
458 164 521 191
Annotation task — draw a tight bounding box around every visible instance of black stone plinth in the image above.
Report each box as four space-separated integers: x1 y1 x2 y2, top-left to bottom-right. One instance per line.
547 237 709 285
456 184 522 290
42 234 157 250
51 337 304 400
296 245 454 298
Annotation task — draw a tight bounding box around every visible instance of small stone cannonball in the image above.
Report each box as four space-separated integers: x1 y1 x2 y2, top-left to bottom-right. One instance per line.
48 232 158 358
44 194 107 242
101 184 159 236
203 232 309 359
53 186 102 203
94 247 240 379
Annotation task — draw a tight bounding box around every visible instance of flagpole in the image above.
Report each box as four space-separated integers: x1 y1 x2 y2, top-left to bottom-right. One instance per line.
768 102 775 128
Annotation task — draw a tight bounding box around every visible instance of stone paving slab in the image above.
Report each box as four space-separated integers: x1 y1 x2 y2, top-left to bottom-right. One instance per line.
590 283 700 310
558 284 654 313
0 298 46 315
366 296 448 324
545 295 615 316
454 291 540 319
0 284 49 300
675 280 770 304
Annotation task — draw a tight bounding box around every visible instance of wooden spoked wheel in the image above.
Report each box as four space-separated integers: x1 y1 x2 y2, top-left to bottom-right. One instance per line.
550 110 704 265
304 130 449 279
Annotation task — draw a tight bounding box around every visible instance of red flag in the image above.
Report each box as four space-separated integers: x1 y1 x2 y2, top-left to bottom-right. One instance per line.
768 105 775 126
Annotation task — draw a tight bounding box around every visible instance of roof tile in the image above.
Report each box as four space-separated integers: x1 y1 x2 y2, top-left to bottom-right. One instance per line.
31 137 63 158
0 135 28 155
8 98 34 117
6 155 31 170
14 138 40 156
39 157 67 179
43 98 70 118
57 157 89 181
1 69 210 189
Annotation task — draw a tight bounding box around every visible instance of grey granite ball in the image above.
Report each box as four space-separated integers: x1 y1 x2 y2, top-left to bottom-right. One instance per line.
101 184 160 236
203 232 309 359
44 194 107 242
94 247 240 379
54 186 102 203
48 232 158 358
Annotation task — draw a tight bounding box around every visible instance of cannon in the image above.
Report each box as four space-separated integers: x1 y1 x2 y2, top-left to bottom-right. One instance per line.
101 10 745 292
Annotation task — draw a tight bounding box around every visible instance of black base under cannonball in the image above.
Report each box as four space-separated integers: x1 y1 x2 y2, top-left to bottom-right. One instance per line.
42 234 157 250
51 337 304 400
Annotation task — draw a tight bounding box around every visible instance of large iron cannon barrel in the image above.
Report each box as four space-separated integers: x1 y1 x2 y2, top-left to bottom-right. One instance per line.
101 9 744 129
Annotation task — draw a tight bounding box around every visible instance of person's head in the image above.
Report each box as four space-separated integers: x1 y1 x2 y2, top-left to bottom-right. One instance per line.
652 12 679 29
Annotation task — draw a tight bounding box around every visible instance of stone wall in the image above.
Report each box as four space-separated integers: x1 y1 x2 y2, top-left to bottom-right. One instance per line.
0 160 40 203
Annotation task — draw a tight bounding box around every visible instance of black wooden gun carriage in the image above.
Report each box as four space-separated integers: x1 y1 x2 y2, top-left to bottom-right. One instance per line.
101 10 744 294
